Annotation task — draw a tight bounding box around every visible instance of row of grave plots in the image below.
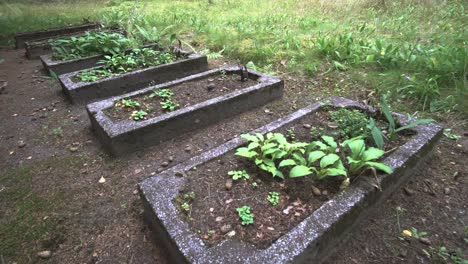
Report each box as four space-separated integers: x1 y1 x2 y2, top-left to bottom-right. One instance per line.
16 22 443 263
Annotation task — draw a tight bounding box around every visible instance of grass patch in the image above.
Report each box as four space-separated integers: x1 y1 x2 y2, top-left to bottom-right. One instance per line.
0 155 89 260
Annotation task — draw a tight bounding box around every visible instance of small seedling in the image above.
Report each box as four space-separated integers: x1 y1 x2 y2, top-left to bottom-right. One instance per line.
267 192 280 206
443 128 460 140
251 182 258 188
149 88 174 99
181 202 190 212
237 205 254 225
120 98 140 108
228 170 250 180
131 110 147 121
51 127 63 137
287 127 296 141
160 100 180 111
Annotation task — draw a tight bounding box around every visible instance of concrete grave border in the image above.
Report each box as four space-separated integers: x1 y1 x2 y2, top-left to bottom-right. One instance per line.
86 65 284 156
138 97 443 264
15 23 100 49
58 48 208 104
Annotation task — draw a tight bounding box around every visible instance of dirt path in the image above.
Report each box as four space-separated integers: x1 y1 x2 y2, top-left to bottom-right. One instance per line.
0 48 466 263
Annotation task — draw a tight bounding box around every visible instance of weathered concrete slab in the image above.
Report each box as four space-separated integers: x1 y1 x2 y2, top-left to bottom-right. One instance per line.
138 97 443 264
58 48 208 104
15 23 100 49
86 66 284 156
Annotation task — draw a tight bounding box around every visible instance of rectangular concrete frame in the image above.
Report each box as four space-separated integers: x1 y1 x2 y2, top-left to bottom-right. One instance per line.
138 97 443 264
25 29 123 60
39 31 133 75
15 23 100 49
58 48 208 104
86 66 284 156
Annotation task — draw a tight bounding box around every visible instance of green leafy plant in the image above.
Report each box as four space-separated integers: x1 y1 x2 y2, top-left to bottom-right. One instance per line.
236 205 254 225
149 88 174 99
235 133 308 179
286 127 296 141
342 136 393 174
120 98 140 108
267 192 280 206
380 95 433 140
228 170 250 181
330 108 369 139
280 136 347 180
51 32 132 61
77 48 176 82
160 99 180 112
131 110 147 121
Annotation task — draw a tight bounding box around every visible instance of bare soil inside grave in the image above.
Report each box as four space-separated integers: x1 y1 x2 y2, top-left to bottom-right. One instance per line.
176 109 412 248
104 72 259 122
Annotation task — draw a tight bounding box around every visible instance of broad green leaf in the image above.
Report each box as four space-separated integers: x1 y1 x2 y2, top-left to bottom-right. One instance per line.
320 154 340 168
292 153 307 166
264 147 280 156
290 165 313 178
362 147 385 161
279 159 297 167
310 141 327 150
321 135 337 148
255 132 264 142
308 151 326 163
346 139 365 159
366 162 393 174
261 143 278 152
235 147 257 158
272 169 285 179
247 142 260 150
241 134 259 142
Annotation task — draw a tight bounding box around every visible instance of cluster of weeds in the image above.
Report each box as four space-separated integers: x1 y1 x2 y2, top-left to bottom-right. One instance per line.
149 88 180 112
77 48 176 82
174 191 196 220
51 31 132 60
330 108 369 139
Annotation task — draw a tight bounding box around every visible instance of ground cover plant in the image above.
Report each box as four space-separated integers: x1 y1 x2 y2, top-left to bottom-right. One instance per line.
50 31 133 61
74 47 178 82
104 69 259 121
173 105 423 248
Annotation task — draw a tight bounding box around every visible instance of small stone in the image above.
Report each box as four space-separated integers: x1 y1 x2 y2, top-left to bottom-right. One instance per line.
220 224 231 233
37 250 51 259
403 187 415 196
283 205 294 215
161 161 169 167
69 147 78 152
227 230 236 237
18 141 26 148
327 122 339 129
215 216 224 222
98 177 106 183
322 190 329 196
134 168 142 174
419 237 431 245
311 185 321 196
168 156 174 162
207 83 216 91
185 146 192 152
444 187 451 195
303 124 311 129
264 109 272 114
225 179 233 190
175 171 184 177
225 199 233 204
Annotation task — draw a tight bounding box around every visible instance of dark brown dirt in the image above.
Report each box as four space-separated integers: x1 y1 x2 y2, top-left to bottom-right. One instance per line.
0 48 466 264
105 71 258 122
